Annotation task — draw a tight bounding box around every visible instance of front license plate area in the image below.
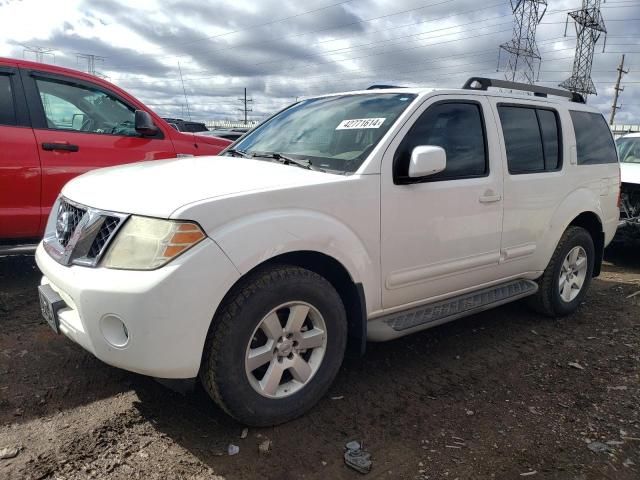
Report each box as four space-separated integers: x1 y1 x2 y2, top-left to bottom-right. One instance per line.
38 284 66 334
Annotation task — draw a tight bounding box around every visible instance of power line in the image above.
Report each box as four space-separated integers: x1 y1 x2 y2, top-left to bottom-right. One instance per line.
171 1 356 50
113 15 640 90
107 0 459 68
104 1 636 75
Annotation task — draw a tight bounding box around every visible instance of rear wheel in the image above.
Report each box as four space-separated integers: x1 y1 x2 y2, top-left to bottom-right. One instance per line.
528 226 595 317
200 265 347 426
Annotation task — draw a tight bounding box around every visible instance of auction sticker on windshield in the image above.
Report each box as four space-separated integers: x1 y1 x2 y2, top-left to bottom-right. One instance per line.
336 118 386 130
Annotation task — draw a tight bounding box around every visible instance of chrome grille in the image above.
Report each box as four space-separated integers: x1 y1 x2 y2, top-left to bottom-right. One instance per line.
43 197 128 267
56 200 86 247
88 216 121 259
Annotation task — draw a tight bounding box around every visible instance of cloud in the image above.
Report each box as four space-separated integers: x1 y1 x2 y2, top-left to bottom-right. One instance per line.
0 0 638 122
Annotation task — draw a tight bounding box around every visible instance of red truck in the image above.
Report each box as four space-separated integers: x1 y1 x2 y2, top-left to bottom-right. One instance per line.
0 57 231 253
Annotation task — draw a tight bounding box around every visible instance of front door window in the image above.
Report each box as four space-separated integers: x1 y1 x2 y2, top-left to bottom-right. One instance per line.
35 78 138 137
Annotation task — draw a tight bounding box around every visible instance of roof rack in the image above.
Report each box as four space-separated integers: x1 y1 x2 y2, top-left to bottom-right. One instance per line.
462 77 585 104
366 84 405 90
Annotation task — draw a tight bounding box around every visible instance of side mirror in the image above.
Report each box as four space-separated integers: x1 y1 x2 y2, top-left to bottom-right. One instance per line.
71 113 85 130
408 146 446 178
135 110 159 136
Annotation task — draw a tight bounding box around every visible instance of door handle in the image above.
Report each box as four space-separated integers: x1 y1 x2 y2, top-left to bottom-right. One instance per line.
42 142 79 152
479 192 502 203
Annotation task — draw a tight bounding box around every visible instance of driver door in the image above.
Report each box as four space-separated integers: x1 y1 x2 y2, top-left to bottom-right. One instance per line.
22 72 176 230
380 95 504 309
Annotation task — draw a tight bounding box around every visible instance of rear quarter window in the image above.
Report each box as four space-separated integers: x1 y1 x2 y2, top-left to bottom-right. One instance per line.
570 111 617 165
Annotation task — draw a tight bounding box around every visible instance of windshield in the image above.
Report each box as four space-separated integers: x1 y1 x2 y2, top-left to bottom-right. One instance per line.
230 93 417 173
616 137 640 163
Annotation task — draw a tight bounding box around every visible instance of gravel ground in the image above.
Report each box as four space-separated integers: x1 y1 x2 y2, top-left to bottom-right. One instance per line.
0 246 639 479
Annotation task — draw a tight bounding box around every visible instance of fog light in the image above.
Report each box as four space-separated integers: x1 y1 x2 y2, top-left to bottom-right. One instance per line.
100 314 130 348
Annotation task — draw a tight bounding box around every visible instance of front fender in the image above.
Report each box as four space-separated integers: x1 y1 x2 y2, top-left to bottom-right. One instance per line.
209 208 381 313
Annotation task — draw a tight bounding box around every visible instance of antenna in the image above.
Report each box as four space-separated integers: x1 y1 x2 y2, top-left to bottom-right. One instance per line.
498 1 547 84
559 0 607 101
177 61 192 121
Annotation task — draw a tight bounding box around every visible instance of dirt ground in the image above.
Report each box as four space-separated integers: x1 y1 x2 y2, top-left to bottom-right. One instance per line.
0 246 638 480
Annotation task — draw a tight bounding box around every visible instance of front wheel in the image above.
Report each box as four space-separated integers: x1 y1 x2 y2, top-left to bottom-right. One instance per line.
528 226 595 317
200 265 347 426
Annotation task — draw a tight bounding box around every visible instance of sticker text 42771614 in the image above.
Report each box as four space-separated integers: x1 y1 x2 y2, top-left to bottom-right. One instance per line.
336 118 386 130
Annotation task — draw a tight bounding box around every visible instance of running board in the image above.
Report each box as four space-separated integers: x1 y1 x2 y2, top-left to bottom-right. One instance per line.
368 279 538 340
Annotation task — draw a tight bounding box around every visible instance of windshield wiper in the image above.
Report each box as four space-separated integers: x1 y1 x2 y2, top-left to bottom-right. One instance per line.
225 148 251 158
251 151 320 171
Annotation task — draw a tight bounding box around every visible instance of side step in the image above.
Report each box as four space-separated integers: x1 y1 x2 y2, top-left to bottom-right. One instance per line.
380 279 538 334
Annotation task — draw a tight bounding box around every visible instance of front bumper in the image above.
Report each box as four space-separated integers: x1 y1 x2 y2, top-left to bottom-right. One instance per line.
35 239 240 378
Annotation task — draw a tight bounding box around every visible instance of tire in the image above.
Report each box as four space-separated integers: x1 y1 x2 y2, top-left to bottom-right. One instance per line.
527 226 595 317
199 265 347 426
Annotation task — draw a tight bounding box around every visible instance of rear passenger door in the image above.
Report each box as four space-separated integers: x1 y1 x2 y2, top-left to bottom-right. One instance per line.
0 66 41 239
492 101 564 275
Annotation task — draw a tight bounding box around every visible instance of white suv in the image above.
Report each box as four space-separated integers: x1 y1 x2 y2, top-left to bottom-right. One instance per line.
36 78 620 426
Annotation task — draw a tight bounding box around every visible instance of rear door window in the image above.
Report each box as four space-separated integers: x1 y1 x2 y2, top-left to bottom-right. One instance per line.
570 111 618 165
498 105 562 174
0 74 16 126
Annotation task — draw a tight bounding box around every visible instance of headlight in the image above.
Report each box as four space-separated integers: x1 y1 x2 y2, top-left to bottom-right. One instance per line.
102 216 205 270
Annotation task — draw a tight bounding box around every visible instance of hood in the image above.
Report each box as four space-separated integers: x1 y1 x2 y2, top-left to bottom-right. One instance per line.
621 162 640 185
62 156 340 218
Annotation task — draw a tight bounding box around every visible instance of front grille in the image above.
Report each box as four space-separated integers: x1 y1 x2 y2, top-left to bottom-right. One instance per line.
56 200 86 247
87 216 121 258
44 197 129 267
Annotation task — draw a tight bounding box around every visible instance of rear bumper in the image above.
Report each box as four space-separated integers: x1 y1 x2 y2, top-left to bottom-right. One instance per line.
35 239 240 378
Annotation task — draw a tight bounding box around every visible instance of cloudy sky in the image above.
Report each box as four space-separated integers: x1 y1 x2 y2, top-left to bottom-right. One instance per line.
1 0 639 123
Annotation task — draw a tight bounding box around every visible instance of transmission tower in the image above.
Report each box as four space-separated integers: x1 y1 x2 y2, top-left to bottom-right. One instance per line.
498 1 547 84
22 45 55 63
559 0 607 100
76 53 105 76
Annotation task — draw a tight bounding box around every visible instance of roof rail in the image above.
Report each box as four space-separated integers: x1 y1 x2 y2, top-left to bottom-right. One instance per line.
462 77 585 104
366 84 405 90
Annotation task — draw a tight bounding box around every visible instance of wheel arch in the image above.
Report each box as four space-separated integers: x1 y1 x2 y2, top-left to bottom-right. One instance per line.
543 188 605 277
209 250 368 357
567 211 605 276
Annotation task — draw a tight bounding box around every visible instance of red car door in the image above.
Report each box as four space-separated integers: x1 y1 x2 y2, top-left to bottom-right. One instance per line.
0 65 41 239
21 70 177 230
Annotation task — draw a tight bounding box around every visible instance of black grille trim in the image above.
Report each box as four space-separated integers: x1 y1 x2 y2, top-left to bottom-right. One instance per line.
87 216 121 258
56 200 86 247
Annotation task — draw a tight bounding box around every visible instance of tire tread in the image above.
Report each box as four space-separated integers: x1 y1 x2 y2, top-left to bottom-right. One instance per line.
528 226 591 317
199 265 334 421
